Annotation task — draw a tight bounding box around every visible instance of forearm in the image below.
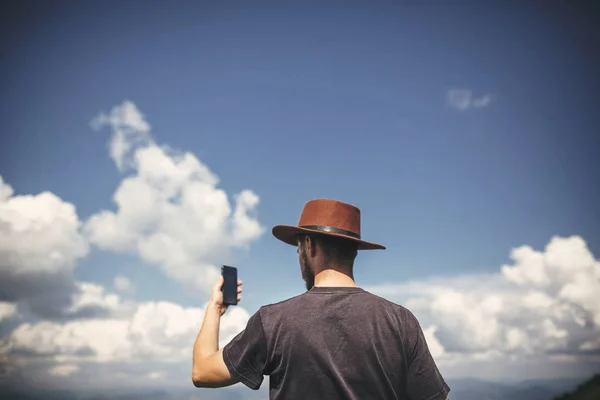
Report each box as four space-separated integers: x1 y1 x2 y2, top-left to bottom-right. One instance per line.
193 304 222 367
191 276 241 388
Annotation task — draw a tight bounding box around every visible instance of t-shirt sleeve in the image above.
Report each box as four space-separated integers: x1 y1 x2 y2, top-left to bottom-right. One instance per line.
404 311 450 400
222 309 267 390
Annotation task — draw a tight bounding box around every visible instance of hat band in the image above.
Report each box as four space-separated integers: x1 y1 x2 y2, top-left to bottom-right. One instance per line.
299 225 361 239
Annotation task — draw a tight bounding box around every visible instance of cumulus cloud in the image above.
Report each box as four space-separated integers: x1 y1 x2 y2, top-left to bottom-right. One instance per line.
85 101 264 292
446 88 494 111
3 300 248 370
0 176 88 276
0 176 122 320
367 235 600 367
66 282 132 319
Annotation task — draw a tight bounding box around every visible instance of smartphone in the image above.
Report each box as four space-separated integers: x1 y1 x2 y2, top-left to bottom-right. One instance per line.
221 265 238 306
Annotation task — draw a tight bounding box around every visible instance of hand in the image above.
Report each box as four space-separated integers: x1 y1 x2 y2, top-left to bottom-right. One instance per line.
209 275 243 316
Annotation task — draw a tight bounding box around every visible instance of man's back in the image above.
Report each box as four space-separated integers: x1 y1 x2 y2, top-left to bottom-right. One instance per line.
223 286 450 400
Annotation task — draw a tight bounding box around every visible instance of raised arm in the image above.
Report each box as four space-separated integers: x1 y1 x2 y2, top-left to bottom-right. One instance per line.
191 276 242 388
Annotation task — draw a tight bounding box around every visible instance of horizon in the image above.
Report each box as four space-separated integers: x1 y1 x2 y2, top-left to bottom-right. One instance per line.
1 0 599 396
1 375 594 400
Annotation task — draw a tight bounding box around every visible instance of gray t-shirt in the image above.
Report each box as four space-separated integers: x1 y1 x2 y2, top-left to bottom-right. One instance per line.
223 286 450 400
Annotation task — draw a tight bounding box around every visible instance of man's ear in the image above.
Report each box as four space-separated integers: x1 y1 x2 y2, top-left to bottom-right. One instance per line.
297 235 309 255
306 235 318 257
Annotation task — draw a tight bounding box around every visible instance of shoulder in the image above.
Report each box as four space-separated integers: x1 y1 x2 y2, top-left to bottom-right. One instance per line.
256 292 306 317
360 290 417 318
359 290 425 335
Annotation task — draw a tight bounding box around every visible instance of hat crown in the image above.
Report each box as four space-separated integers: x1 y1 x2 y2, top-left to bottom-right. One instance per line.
298 199 361 238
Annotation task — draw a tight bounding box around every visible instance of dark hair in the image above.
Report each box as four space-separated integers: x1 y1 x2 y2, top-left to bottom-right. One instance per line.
298 233 359 265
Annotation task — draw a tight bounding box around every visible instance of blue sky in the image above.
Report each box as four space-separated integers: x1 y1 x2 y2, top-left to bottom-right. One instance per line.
1 0 599 392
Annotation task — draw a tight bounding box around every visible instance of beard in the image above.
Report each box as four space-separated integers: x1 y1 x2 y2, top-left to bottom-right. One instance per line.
301 250 315 291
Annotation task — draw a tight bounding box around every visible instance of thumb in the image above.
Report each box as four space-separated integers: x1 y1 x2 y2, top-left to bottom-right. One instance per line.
213 275 225 290
213 274 224 292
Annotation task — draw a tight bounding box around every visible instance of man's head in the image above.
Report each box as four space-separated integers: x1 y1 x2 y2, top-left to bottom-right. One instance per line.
296 233 359 290
271 198 385 289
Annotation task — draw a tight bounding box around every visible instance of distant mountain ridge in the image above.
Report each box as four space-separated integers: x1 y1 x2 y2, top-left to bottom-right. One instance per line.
0 375 593 399
552 374 600 400
446 377 581 400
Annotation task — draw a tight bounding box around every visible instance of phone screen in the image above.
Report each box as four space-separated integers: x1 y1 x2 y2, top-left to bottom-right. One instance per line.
221 265 238 306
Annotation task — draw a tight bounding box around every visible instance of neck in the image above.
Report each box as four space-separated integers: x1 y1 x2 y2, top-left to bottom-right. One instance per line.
313 268 356 288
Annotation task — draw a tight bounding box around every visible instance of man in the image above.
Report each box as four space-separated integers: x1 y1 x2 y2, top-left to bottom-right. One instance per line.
192 198 450 399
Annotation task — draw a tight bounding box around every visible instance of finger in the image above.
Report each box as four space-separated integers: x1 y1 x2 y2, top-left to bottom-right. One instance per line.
237 287 242 293
237 295 242 302
237 280 243 286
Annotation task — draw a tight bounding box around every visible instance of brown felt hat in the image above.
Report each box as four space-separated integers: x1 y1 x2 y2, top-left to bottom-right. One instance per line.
272 198 386 250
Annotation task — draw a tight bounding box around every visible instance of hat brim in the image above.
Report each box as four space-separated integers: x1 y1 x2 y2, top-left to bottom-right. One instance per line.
272 225 386 250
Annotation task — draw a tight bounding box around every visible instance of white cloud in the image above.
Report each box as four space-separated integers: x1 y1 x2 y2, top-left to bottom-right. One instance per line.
90 101 152 171
0 176 122 320
366 235 600 371
0 175 128 321
66 282 132 318
0 302 17 322
146 370 165 380
0 178 88 276
423 325 445 358
4 300 248 367
113 275 134 296
0 176 13 201
48 364 79 377
446 88 494 111
85 101 264 292
501 236 600 327
471 94 492 108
